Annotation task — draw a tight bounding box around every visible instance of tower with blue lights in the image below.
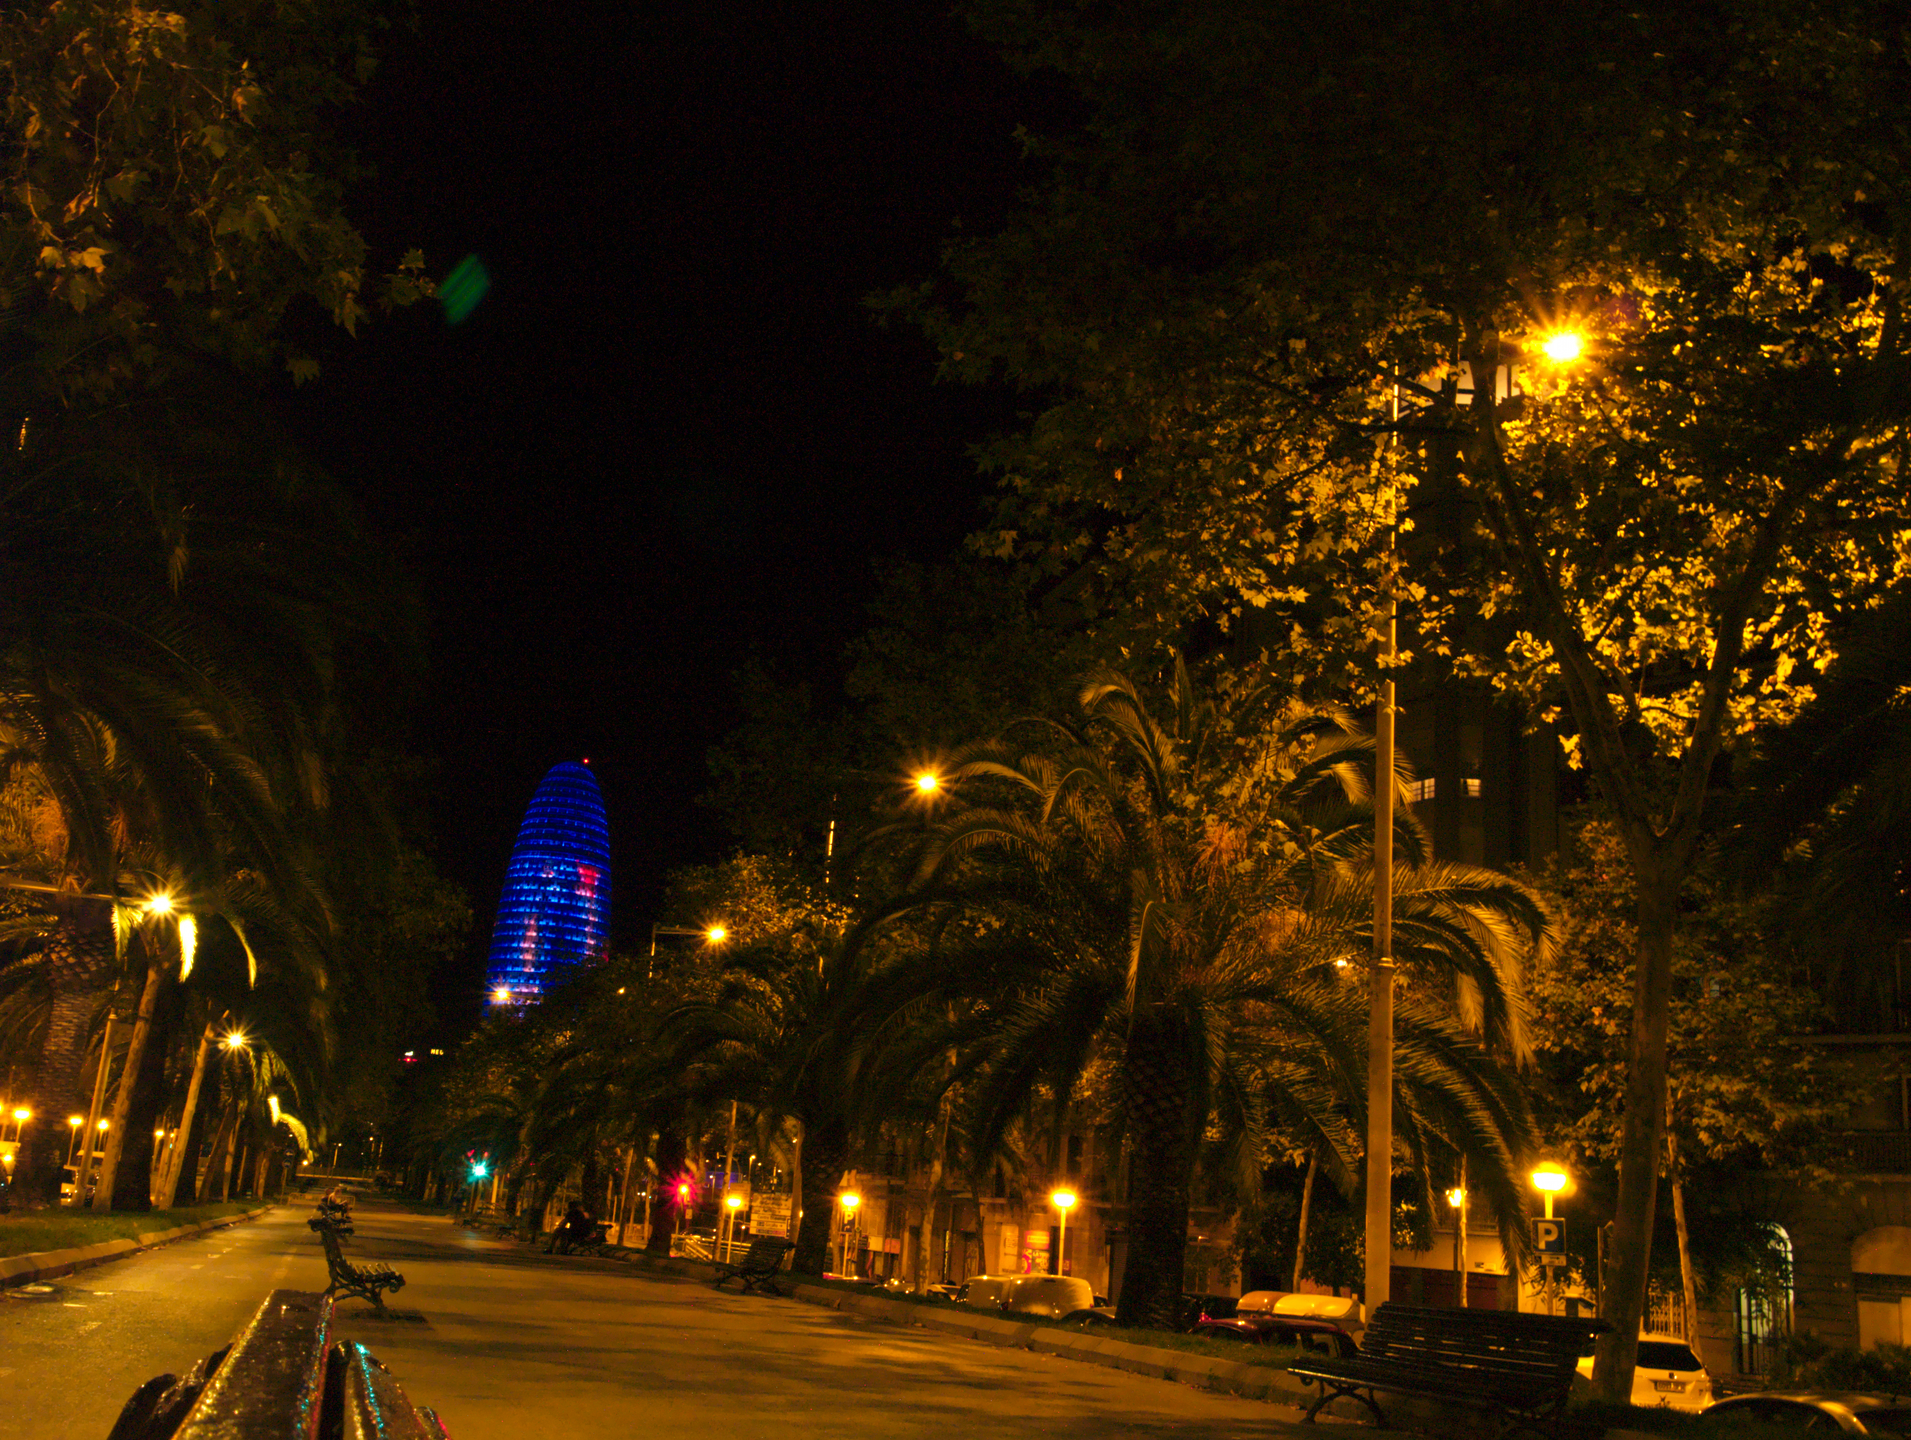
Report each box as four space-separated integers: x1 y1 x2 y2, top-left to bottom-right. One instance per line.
485 762 611 1007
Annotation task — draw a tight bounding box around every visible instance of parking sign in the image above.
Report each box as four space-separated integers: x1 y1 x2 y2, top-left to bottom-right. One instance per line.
1533 1218 1567 1259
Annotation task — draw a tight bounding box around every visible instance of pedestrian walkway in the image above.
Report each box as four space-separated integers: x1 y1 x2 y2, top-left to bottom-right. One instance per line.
2 1192 1357 1439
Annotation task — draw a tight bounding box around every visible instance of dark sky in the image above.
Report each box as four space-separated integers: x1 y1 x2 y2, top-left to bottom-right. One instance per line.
286 1 1041 1007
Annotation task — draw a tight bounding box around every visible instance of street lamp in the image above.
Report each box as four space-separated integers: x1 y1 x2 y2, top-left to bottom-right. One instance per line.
1050 1189 1077 1277
705 925 728 944
1530 1162 1572 1315
838 1190 862 1277
222 1031 249 1051
1540 332 1584 363
913 771 940 795
66 1115 83 1167
1446 1183 1468 1309
724 1191 744 1260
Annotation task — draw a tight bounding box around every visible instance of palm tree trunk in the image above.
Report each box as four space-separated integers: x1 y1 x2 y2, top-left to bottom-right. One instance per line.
792 1122 847 1276
95 939 167 1208
644 1128 688 1255
156 1023 215 1208
1115 1017 1200 1330
108 969 178 1210
13 894 116 1205
1293 1149 1318 1293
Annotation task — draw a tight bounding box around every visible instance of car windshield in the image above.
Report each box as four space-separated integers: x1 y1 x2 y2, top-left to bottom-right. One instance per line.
1636 1343 1703 1372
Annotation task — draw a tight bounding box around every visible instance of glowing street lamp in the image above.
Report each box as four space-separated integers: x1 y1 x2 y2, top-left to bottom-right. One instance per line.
838 1190 862 1277
1530 1162 1569 1218
222 1031 249 1052
1540 332 1584 364
145 892 175 915
913 771 940 796
1050 1189 1078 1277
723 1190 744 1259
705 925 728 944
66 1115 83 1167
1447 1183 1469 1308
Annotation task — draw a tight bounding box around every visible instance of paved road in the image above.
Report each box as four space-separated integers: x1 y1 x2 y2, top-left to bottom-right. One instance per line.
3 1195 1358 1439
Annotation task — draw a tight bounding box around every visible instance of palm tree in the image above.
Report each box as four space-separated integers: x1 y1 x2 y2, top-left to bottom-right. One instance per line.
874 664 1555 1327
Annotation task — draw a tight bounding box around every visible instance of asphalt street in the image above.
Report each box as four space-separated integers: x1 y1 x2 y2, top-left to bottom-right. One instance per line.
2 1194 1364 1439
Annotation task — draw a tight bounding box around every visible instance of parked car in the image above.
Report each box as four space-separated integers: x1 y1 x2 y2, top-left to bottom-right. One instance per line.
1705 1394 1911 1435
1175 1293 1240 1330
1069 1306 1123 1329
959 1275 1016 1311
1194 1315 1359 1357
1003 1275 1096 1319
924 1283 962 1303
1575 1333 1713 1413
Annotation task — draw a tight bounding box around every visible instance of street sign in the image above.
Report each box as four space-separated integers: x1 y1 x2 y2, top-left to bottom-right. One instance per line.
1533 1217 1567 1257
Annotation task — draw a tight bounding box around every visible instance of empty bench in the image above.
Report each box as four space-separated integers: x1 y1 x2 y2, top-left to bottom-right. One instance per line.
310 1217 406 1313
712 1238 794 1296
1287 1302 1607 1440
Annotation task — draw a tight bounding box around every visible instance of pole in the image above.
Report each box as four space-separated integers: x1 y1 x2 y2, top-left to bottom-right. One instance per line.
721 1101 738 1261
1544 1190 1556 1316
1363 398 1400 1319
1455 1158 1468 1308
1056 1206 1068 1277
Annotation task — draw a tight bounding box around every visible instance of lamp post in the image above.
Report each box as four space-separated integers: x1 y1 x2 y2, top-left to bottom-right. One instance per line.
1531 1161 1570 1316
1446 1180 1468 1308
724 1192 744 1262
1050 1190 1077 1277
838 1191 861 1277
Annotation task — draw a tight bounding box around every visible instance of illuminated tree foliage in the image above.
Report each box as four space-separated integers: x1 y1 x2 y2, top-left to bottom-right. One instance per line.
917 0 1911 1393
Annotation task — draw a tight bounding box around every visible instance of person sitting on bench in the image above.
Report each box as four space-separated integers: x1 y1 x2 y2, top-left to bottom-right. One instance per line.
547 1201 594 1254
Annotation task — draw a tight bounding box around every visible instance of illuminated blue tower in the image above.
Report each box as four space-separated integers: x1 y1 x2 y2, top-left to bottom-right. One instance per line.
485 762 611 1007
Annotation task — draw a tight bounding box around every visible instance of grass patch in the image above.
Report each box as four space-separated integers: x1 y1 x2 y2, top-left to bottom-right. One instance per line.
0 1202 260 1258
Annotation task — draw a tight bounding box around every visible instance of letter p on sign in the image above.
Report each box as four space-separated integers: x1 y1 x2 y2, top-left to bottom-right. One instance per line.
1533 1219 1566 1255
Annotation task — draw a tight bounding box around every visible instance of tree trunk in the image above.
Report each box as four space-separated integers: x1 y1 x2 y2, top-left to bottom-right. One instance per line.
792 1122 847 1276
172 1064 218 1207
1669 1130 1701 1343
644 1128 689 1255
1115 1016 1201 1329
108 968 180 1210
1293 1149 1318 1293
95 940 168 1208
13 895 116 1205
1593 868 1679 1401
157 1023 215 1208
579 1147 603 1219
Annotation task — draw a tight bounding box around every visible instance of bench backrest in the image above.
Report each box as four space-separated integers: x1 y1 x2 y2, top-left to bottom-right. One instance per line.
742 1238 792 1267
1359 1304 1606 1386
316 1224 348 1268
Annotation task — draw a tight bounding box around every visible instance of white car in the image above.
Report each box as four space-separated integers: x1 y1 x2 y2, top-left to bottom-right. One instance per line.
1576 1333 1714 1412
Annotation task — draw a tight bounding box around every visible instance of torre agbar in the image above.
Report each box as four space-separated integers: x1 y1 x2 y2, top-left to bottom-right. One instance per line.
485 762 611 1007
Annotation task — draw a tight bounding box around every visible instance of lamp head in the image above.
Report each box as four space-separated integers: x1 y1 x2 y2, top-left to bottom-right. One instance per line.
726 1193 743 1210
914 771 940 795
705 925 728 944
145 892 174 915
1541 332 1584 363
69 1115 82 1128
1530 1162 1570 1195
839 1191 861 1211
1446 1187 1467 1208
1051 1189 1078 1211
12 1107 28 1122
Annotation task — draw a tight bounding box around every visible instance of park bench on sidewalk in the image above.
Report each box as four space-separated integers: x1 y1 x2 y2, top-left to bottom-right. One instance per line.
712 1237 795 1296
107 1288 447 1440
1286 1302 1608 1440
309 1216 406 1313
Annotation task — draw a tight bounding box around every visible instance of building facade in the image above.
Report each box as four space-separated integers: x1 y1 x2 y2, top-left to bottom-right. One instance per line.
485 761 612 1007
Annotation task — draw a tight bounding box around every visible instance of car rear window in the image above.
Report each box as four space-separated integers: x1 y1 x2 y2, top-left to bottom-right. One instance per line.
1636 1342 1703 1372
1202 1296 1239 1320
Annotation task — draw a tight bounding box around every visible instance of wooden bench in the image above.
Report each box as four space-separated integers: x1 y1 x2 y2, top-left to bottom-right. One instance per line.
309 1217 406 1313
107 1289 447 1440
712 1238 795 1296
1287 1303 1607 1439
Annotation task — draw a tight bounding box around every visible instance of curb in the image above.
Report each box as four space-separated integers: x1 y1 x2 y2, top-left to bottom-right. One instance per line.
0 1205 274 1289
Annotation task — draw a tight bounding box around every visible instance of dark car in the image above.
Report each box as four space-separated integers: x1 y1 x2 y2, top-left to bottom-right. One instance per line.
1179 1293 1240 1331
1194 1315 1358 1357
1706 1394 1911 1436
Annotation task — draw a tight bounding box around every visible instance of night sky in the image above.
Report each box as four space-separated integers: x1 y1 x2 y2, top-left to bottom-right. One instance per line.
284 2 1043 1002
